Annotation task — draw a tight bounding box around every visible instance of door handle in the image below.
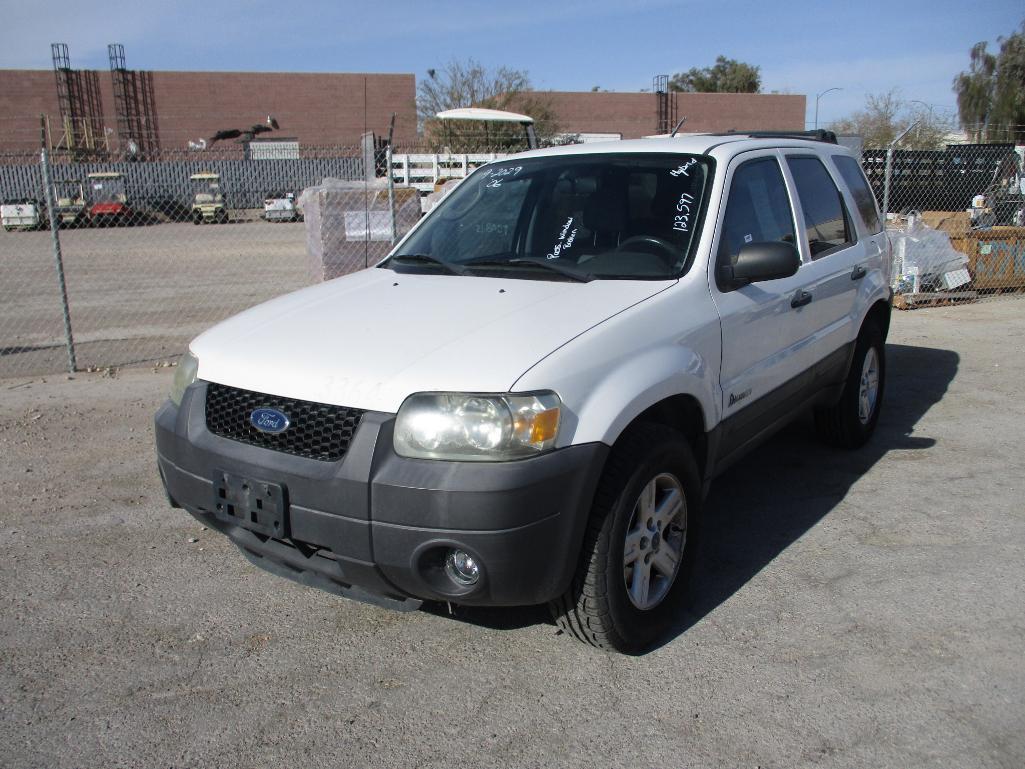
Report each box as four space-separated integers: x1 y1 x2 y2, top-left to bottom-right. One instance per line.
791 289 813 308
851 264 867 280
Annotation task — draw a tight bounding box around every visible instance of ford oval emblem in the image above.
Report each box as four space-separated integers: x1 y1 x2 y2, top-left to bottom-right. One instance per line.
250 407 290 434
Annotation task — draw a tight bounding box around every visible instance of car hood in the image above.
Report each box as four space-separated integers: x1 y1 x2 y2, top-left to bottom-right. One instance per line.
191 267 673 413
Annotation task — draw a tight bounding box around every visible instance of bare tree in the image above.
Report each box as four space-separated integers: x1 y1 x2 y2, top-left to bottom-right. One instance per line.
417 59 530 123
416 59 562 150
830 90 952 150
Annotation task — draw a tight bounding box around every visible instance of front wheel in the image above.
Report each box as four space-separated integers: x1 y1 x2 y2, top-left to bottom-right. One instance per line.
815 322 885 448
548 423 701 653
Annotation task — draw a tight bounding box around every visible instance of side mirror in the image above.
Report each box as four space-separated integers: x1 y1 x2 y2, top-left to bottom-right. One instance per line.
720 241 800 288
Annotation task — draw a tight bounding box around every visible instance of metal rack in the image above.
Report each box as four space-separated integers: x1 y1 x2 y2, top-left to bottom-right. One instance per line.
50 43 104 157
108 43 160 159
653 75 678 137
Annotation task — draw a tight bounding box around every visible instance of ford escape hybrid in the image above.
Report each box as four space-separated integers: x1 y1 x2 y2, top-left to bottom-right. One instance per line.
155 130 892 652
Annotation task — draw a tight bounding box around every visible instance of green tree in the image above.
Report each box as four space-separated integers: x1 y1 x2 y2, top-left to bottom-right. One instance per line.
953 21 1025 142
830 90 952 150
416 58 561 151
669 56 761 93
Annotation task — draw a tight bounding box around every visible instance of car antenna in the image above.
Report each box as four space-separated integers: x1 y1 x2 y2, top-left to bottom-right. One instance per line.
670 116 688 137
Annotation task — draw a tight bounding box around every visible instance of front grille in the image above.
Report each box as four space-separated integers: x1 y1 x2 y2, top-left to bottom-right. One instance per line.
204 383 364 462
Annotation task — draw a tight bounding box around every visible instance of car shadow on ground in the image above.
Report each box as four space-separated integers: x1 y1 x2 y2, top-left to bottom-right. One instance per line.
426 342 961 647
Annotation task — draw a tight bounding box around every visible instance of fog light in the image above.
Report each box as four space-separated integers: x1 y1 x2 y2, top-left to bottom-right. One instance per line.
444 549 480 586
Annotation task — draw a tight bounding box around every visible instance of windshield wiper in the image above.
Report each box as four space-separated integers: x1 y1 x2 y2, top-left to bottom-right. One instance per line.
464 257 593 283
386 253 467 276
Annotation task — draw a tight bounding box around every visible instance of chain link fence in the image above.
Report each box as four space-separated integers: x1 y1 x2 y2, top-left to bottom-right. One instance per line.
0 124 516 378
2 121 1023 378
870 131 1025 308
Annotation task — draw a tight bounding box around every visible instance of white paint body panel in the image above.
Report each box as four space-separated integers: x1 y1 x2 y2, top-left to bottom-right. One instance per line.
191 267 673 414
188 134 893 450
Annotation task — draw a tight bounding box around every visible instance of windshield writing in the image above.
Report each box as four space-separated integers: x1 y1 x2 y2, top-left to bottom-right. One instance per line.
391 153 711 280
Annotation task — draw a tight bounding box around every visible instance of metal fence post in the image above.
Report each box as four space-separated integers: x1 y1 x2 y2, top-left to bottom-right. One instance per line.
881 146 894 221
38 116 77 373
386 145 397 245
881 121 920 222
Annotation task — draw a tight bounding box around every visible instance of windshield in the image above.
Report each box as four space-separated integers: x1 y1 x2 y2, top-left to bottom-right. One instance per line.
55 185 83 204
388 152 712 280
89 177 126 203
191 179 223 201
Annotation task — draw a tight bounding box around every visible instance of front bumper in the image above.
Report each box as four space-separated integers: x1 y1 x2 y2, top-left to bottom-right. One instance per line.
155 382 608 609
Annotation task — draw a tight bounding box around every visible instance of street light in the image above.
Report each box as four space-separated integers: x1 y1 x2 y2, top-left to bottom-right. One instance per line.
909 100 937 135
910 100 935 120
814 87 842 130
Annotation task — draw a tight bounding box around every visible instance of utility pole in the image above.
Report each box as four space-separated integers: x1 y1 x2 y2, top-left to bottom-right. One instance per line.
814 87 842 130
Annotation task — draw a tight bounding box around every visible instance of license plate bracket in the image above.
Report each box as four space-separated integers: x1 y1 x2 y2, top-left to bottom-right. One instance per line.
213 471 288 538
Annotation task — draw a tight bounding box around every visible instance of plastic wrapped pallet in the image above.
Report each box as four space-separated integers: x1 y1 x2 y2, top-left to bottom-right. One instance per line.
298 179 421 282
890 216 970 294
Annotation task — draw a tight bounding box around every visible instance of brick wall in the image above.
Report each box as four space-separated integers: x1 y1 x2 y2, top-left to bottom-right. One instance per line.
0 71 806 154
0 70 62 153
534 91 807 139
0 69 417 154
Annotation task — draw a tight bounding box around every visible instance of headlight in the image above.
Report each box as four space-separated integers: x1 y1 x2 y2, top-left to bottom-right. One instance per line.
394 392 561 461
169 351 199 406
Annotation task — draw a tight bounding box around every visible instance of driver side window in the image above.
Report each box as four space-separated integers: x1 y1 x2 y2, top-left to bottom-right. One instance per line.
717 158 796 270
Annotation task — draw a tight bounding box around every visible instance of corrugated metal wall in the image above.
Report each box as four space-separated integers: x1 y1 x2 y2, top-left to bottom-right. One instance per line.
1 155 364 211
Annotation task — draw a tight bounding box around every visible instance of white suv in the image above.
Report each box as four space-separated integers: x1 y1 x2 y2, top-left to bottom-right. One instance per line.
156 131 891 652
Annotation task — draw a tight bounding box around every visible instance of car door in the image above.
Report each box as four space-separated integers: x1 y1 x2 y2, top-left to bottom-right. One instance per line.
831 152 891 302
779 152 865 364
709 150 820 457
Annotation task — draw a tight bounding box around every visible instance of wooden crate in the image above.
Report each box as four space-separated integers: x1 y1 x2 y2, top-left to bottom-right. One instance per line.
920 210 970 237
948 227 1025 291
894 291 978 310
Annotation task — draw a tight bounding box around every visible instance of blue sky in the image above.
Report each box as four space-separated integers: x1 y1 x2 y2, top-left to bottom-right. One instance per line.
1 0 1021 127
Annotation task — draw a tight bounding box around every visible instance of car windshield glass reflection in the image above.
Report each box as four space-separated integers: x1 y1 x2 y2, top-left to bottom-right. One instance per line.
387 153 712 280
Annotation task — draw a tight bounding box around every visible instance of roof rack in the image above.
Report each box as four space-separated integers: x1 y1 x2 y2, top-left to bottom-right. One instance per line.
715 129 838 144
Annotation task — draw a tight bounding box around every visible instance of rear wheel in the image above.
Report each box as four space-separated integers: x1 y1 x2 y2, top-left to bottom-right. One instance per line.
815 322 885 448
548 423 701 653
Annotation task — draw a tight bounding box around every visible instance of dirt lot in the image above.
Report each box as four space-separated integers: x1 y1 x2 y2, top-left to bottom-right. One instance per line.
0 220 315 377
1 301 1023 768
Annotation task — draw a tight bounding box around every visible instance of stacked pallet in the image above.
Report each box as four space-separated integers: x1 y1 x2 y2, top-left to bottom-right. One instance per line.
300 180 421 281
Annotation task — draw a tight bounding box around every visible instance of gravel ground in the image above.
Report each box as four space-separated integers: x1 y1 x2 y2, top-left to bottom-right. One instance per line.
1 300 1023 768
0 220 313 378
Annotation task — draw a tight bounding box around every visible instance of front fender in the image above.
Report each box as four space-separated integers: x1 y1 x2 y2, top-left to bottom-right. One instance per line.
512 292 722 448
572 345 718 446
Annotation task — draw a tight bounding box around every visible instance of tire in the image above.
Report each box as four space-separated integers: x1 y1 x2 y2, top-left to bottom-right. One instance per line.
815 321 885 448
192 210 203 225
548 423 701 653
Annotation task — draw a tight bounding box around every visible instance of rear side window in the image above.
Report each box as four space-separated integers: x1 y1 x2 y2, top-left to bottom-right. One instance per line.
786 156 854 258
718 157 796 268
832 154 882 233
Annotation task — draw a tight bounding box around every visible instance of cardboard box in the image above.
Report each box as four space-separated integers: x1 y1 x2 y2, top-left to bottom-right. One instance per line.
920 210 970 237
948 227 1025 291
